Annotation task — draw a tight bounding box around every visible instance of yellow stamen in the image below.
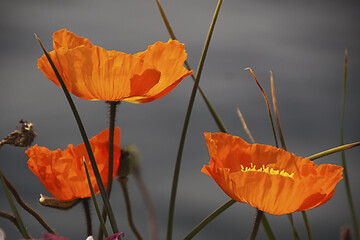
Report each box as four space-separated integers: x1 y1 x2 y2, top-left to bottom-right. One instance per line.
240 162 294 178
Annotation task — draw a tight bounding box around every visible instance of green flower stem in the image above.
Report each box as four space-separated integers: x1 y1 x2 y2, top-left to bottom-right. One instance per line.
166 1 223 239
2 171 55 234
35 35 119 233
183 199 236 240
118 177 143 240
307 141 360 161
155 0 227 133
249 210 264 240
261 214 276 240
301 211 313 240
287 214 300 240
340 49 359 240
0 169 31 239
83 159 109 238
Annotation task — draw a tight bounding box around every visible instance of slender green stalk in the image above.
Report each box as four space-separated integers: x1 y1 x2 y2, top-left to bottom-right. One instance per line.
261 215 276 240
340 49 359 240
249 210 264 240
308 141 360 161
287 214 300 240
35 35 118 233
0 169 31 239
83 159 109 238
2 171 55 234
301 211 313 240
166 1 223 239
183 199 236 240
155 0 227 133
119 177 143 240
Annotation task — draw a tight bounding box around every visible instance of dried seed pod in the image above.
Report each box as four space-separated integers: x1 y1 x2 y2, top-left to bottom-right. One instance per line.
0 120 37 147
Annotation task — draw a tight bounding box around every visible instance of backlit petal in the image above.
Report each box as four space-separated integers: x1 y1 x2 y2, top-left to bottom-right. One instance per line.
26 128 121 201
202 132 343 215
38 29 192 102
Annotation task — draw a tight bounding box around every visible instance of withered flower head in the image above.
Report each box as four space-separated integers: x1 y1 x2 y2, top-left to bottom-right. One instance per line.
0 120 37 147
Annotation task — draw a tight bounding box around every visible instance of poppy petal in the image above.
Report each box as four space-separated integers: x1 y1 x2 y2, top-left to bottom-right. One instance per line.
202 132 343 215
26 128 121 201
38 29 192 103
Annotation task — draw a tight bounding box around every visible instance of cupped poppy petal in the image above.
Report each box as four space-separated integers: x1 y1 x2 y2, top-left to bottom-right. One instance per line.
202 132 343 215
38 29 192 102
26 128 121 201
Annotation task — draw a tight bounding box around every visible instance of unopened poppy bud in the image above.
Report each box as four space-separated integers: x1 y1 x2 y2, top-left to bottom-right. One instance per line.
118 145 140 178
39 194 79 209
340 226 352 240
0 120 37 147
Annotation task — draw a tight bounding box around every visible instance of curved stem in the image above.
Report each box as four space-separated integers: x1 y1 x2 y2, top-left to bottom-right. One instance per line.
0 210 17 227
2 171 55 234
119 177 143 240
183 199 236 240
0 169 31 239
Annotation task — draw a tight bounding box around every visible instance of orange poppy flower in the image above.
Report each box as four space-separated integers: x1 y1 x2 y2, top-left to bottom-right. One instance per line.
202 132 343 215
26 128 121 201
38 29 193 103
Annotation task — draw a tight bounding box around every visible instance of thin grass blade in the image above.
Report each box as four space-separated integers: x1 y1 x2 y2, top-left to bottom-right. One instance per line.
183 199 236 240
308 141 360 161
35 34 119 233
155 0 227 133
339 49 359 240
166 1 223 239
237 107 276 240
0 170 31 238
245 68 279 147
83 158 109 238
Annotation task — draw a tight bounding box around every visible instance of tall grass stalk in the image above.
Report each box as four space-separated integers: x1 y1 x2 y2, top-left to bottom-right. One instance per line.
155 0 227 133
166 1 223 239
35 35 119 234
0 169 31 238
247 68 300 239
340 49 359 240
83 159 109 238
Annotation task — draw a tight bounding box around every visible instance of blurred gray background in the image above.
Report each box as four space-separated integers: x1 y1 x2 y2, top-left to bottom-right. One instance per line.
1 0 359 239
